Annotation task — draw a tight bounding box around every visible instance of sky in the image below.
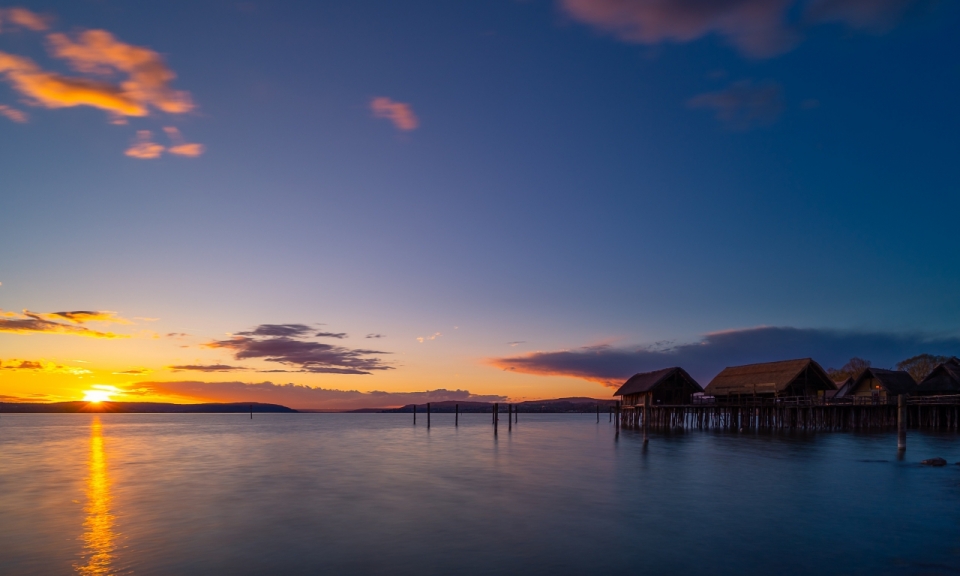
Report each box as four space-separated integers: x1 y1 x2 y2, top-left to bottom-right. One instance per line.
1 0 959 409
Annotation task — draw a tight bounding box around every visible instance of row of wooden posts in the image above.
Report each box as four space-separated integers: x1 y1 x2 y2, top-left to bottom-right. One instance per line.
413 403 520 431
610 395 913 449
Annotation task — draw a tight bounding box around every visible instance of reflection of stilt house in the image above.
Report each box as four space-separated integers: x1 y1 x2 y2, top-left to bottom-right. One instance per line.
915 358 960 395
613 367 702 407
843 368 915 401
704 358 836 400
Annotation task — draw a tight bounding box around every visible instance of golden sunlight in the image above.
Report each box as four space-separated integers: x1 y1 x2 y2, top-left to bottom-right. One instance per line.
83 390 112 403
76 417 116 575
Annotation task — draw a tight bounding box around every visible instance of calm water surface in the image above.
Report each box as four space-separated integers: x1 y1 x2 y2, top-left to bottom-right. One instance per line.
1 413 959 575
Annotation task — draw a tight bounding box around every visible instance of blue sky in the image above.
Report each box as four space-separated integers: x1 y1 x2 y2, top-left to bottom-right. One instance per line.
1 0 958 407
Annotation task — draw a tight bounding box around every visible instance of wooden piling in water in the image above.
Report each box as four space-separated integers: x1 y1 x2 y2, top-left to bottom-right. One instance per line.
427 403 431 428
494 403 499 433
413 404 416 425
898 394 906 451
509 404 512 431
455 404 459 426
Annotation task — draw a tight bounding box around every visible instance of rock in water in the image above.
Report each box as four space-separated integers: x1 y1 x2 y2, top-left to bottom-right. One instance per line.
921 457 947 466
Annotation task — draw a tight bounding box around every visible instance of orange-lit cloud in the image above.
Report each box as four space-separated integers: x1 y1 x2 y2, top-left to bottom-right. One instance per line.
1 358 92 375
163 127 204 157
113 368 150 375
126 380 506 410
125 130 164 159
0 7 50 32
167 364 246 372
38 310 133 325
371 97 419 131
48 30 193 114
0 102 25 122
0 52 145 115
0 310 125 338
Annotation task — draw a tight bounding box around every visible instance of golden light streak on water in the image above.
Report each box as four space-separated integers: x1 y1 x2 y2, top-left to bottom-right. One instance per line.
76 417 116 576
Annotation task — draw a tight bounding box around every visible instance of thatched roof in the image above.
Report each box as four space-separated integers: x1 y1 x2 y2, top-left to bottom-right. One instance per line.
613 367 702 397
831 377 854 398
704 358 836 396
853 368 916 395
916 358 960 394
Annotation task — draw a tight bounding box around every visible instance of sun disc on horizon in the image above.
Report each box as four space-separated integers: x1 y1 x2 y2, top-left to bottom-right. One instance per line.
83 389 113 403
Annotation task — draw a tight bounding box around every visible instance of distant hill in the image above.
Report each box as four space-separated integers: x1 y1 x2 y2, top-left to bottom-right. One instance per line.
351 397 619 413
0 401 297 413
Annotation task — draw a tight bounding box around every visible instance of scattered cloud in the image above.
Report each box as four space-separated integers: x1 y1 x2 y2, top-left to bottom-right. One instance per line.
113 368 150 375
488 326 960 387
167 364 246 372
0 310 124 338
0 7 50 32
166 332 189 338
163 126 204 157
365 333 385 339
558 0 930 58
47 29 192 115
417 332 442 343
508 341 526 347
127 380 506 410
0 103 26 122
206 323 392 375
125 129 164 159
0 358 91 374
688 80 783 129
371 97 419 131
38 310 132 324
315 331 347 339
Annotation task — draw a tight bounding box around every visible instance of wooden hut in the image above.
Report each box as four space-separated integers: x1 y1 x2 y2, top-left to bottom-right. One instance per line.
830 376 855 399
613 367 702 407
914 358 960 395
845 368 915 400
704 358 836 399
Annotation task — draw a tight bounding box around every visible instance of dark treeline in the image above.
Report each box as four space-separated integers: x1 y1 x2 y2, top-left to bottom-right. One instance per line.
358 397 620 414
0 402 297 413
827 354 959 384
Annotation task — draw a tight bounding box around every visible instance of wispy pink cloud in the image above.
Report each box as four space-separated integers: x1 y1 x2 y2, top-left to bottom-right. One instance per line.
0 7 50 32
0 103 26 122
371 97 419 131
125 130 164 159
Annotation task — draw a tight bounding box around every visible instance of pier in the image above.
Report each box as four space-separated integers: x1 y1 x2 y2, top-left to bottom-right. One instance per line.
616 395 960 431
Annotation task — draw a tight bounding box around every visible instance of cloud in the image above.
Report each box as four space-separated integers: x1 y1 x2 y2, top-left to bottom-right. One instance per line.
508 341 526 347
38 310 132 324
0 103 26 122
558 0 929 58
128 380 507 410
206 323 392 375
688 80 783 129
47 30 193 114
417 332 442 343
365 333 385 339
236 324 313 338
315 331 347 339
167 364 246 372
0 310 124 338
125 129 164 159
371 97 419 131
113 368 150 375
0 7 50 32
163 126 204 157
488 326 960 387
0 358 92 374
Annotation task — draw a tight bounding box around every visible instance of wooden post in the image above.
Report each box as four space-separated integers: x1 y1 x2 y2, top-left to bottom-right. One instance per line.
427 402 431 428
413 404 416 425
597 403 600 422
250 404 253 419
508 404 512 431
643 394 650 443
494 403 499 433
455 404 459 426
898 394 906 451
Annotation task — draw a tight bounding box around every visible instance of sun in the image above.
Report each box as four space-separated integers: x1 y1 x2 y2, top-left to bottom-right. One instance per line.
83 389 114 403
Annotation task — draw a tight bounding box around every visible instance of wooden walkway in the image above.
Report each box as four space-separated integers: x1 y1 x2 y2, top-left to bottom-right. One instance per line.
616 396 960 431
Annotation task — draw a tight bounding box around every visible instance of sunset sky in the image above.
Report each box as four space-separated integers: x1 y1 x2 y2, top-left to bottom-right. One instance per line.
1 0 959 409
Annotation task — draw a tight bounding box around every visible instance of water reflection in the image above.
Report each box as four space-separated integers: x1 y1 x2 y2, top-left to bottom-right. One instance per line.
76 417 116 575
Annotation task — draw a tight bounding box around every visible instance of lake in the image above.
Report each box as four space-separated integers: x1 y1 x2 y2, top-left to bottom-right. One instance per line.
1 413 959 575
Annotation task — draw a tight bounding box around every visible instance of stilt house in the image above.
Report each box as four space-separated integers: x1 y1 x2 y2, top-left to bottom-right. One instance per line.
914 358 960 395
613 367 702 406
831 376 854 399
704 358 836 399
845 368 915 400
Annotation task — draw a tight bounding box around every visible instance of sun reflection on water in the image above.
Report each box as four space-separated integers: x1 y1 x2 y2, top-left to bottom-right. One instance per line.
76 417 116 576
